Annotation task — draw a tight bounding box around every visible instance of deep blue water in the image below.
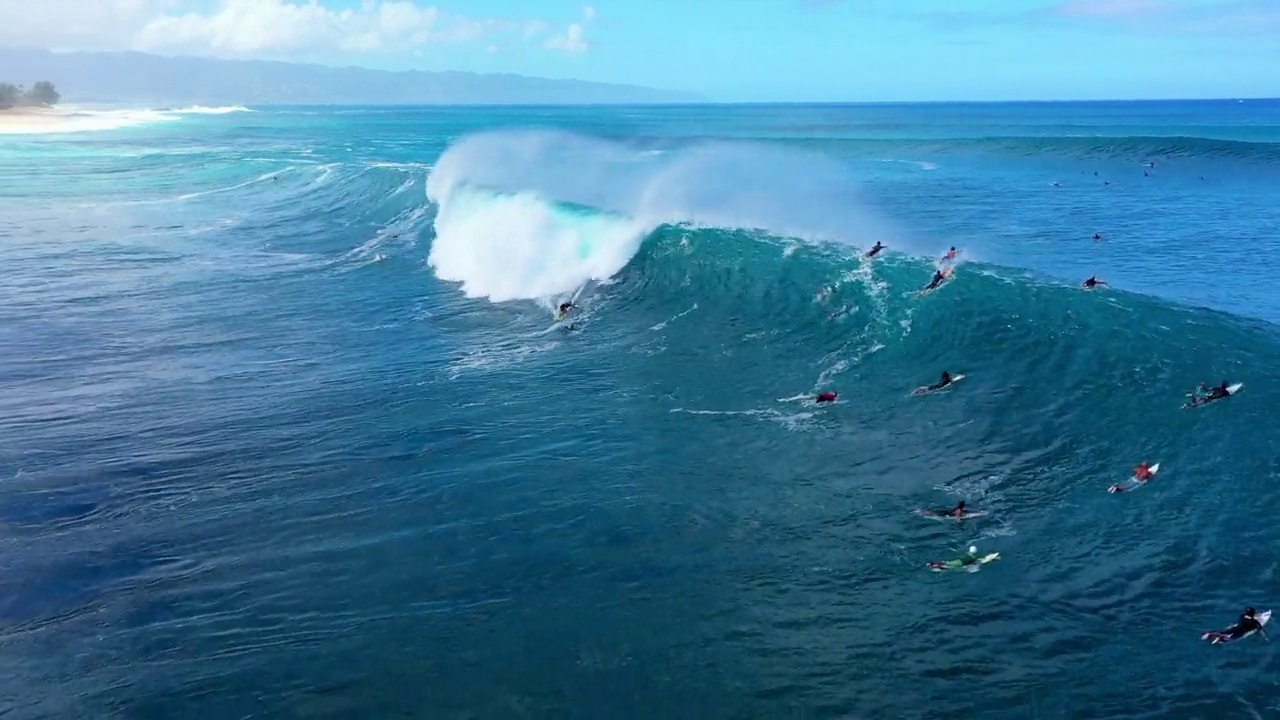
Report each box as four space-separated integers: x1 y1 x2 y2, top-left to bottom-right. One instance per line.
2 101 1280 718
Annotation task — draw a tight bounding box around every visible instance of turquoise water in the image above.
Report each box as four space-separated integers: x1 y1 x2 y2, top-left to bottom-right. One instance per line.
2 102 1280 718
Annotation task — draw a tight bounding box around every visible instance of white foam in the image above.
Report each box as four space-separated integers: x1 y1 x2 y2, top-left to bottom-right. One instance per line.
425 129 892 302
428 185 652 302
0 108 180 135
0 104 253 136
650 303 699 331
170 105 254 114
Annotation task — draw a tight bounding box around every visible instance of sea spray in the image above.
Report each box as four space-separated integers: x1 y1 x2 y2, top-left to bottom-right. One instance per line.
427 186 653 301
425 129 894 301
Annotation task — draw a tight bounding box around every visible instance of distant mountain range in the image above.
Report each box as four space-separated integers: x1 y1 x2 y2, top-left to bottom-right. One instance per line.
0 48 704 106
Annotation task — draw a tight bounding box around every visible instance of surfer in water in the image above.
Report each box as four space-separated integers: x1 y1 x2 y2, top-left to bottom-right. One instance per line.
927 371 954 392
1203 608 1265 644
557 301 574 318
866 241 885 258
1207 380 1232 400
1082 276 1106 289
928 500 967 518
1092 233 1104 241
928 546 980 571
1133 461 1154 481
815 391 838 404
941 247 958 262
922 269 948 292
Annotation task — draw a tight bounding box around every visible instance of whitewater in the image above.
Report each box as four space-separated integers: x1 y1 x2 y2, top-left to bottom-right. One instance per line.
2 101 1279 719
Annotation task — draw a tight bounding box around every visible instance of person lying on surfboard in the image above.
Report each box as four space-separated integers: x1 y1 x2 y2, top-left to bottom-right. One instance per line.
1203 608 1266 644
866 241 885 258
557 302 574 318
1206 380 1231 400
1133 461 1154 481
815 391 838 404
922 269 948 292
928 546 979 571
940 247 958 262
925 500 967 518
925 371 954 392
1082 276 1106 289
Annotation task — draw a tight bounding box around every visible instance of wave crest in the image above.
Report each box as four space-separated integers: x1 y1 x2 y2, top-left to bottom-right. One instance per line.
425 129 890 301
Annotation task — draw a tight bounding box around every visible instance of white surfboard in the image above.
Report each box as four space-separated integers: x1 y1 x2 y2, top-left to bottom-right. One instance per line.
1182 383 1243 408
1203 610 1271 644
912 373 966 396
929 552 999 572
1108 463 1159 494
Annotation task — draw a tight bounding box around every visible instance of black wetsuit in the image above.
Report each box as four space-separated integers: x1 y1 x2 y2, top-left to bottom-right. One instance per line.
867 244 885 258
1228 613 1262 639
927 374 953 391
924 272 946 291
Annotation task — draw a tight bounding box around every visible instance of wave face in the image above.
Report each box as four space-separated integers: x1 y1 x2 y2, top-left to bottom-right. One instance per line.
3 103 1280 719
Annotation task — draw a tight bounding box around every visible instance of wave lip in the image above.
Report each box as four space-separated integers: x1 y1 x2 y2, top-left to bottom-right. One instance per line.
425 129 891 302
427 184 653 302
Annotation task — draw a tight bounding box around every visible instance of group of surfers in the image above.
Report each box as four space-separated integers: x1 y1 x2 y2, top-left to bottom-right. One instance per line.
814 241 1257 642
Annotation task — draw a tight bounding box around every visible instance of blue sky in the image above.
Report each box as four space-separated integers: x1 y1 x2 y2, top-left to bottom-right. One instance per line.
8 0 1280 101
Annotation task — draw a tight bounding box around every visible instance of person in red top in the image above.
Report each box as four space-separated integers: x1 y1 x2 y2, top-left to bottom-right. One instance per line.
815 391 837 404
1134 461 1154 481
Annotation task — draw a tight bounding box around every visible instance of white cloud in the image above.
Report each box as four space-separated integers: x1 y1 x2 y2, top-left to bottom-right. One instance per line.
544 24 588 53
0 0 595 59
133 0 491 56
543 5 596 54
523 20 550 39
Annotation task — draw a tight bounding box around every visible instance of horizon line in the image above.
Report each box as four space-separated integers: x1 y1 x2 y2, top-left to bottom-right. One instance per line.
111 97 1280 108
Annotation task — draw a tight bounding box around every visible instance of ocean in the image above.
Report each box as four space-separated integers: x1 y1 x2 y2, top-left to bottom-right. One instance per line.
2 100 1279 718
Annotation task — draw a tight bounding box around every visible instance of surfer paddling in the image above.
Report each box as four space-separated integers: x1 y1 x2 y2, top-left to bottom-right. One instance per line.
1206 380 1232 400
866 241 886 258
815 391 838 404
912 371 960 396
924 500 968 519
927 371 955 392
1202 608 1267 644
928 545 984 571
940 247 958 262
921 269 948 293
1108 461 1156 493
1133 461 1154 481
1082 276 1106 289
1185 380 1237 408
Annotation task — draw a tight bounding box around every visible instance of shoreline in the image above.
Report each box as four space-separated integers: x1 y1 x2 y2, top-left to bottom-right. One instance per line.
0 106 76 133
0 105 250 135
0 105 182 135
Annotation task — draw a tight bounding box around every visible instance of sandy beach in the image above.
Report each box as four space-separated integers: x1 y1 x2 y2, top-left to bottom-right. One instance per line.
0 105 190 134
0 106 77 133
